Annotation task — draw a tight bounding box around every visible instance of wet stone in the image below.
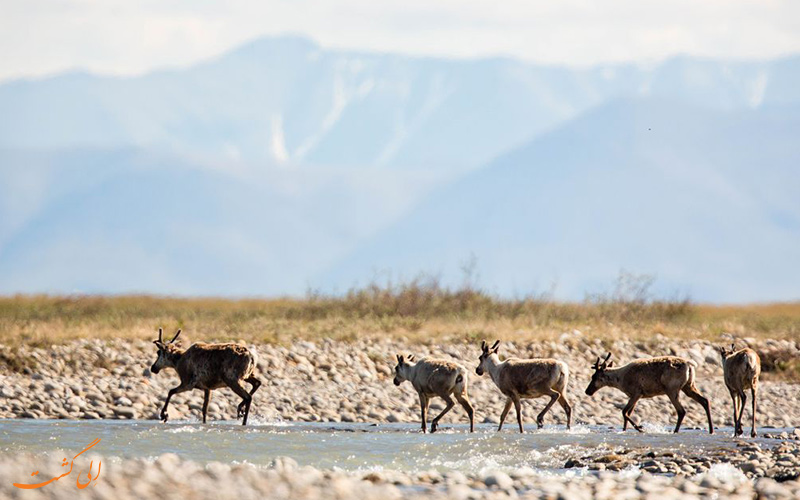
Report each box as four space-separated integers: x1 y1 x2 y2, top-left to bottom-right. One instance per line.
482 471 513 490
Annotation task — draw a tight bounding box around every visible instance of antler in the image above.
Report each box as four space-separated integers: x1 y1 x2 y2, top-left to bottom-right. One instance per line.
593 353 612 370
170 329 181 343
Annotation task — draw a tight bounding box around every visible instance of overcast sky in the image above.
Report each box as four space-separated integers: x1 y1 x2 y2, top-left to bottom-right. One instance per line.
2 0 800 82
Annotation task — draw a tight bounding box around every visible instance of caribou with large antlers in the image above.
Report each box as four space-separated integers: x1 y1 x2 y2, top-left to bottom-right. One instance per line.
150 328 262 425
585 353 714 434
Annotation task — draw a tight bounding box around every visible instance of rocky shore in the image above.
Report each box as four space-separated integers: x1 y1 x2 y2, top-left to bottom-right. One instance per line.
1 336 798 430
1 449 799 500
2 335 800 499
568 434 800 480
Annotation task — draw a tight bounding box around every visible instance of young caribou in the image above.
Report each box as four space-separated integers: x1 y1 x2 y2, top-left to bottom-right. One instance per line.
393 354 475 433
475 340 572 433
150 328 262 425
719 344 761 437
585 353 714 434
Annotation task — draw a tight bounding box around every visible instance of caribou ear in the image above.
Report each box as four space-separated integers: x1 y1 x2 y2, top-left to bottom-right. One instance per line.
170 329 181 343
731 343 736 352
607 361 614 368
407 354 415 362
491 340 500 352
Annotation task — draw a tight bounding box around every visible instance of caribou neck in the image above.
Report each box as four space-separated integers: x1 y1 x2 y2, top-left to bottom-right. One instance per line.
485 353 505 385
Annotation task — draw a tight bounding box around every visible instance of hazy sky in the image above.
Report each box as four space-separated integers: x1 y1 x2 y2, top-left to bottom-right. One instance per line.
2 0 800 82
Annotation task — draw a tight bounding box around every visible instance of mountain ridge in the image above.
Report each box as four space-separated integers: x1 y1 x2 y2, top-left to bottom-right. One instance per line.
2 36 799 169
1 37 799 300
313 96 800 302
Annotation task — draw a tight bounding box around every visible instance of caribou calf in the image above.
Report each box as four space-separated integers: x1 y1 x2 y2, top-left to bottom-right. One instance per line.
150 328 262 425
585 353 713 434
476 340 572 433
719 344 761 437
393 354 474 433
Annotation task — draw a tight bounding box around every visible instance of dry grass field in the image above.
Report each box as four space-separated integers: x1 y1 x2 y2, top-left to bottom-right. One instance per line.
1 276 798 380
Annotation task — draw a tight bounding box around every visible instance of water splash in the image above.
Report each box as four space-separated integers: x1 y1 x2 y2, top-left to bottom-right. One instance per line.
163 426 203 434
698 463 749 485
640 422 671 434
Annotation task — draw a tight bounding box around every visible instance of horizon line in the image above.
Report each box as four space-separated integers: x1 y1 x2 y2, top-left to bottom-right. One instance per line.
3 32 800 86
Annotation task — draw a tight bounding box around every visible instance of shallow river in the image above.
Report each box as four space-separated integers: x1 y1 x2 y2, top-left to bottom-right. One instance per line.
0 419 785 475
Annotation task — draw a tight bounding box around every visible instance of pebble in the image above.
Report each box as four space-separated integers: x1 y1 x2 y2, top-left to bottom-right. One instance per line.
112 406 138 419
269 456 299 473
482 471 513 489
0 450 793 499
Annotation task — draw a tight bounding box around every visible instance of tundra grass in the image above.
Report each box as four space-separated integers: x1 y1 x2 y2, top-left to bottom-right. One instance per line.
1 289 798 380
0 293 797 346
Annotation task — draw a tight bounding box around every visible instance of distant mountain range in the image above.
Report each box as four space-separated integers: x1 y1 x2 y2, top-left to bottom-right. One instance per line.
319 98 800 301
1 36 798 301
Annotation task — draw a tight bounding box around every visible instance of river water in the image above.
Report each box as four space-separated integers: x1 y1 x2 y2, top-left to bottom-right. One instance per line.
0 419 783 475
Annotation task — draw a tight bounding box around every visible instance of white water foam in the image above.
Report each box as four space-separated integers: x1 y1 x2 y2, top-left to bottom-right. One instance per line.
245 415 291 427
617 464 643 479
163 425 204 434
640 422 671 434
698 463 749 485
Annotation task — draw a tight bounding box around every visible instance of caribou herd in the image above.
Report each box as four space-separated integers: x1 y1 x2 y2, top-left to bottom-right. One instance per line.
148 329 761 437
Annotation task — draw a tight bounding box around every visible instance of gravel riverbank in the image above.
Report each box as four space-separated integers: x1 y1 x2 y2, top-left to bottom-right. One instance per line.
1 336 797 431
1 448 799 500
